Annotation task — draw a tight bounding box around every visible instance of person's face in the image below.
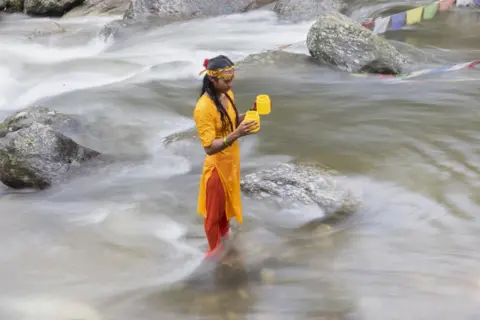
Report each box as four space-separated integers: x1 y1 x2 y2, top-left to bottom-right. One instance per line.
210 75 234 93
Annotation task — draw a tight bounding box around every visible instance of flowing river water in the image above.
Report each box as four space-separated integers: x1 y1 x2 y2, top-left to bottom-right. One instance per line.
1 5 480 320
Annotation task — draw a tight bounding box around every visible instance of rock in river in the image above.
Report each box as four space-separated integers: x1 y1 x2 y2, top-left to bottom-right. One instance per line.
23 0 85 16
0 107 100 190
240 162 360 216
123 0 275 21
273 0 346 22
306 11 408 74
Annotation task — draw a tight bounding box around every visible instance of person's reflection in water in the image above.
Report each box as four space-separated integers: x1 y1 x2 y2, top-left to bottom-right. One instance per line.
213 245 248 288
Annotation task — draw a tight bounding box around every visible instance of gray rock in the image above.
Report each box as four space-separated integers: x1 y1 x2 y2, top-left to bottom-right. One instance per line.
123 0 274 22
236 50 315 69
273 0 346 22
306 11 408 74
0 107 99 189
4 0 24 11
0 106 81 139
23 0 84 16
27 22 66 39
63 0 130 17
240 162 360 215
0 0 7 10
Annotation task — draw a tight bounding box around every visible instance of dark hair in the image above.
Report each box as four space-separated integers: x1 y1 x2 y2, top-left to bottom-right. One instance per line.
199 55 239 134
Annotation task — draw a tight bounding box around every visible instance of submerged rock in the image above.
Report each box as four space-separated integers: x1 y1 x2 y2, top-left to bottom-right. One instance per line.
0 107 99 189
306 11 408 74
273 0 346 22
27 22 66 39
236 50 316 70
240 162 360 216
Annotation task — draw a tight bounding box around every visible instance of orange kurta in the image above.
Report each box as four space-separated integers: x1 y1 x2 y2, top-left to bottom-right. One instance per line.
193 90 243 223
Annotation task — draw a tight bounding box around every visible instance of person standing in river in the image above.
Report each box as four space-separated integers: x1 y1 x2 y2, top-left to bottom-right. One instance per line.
193 55 259 258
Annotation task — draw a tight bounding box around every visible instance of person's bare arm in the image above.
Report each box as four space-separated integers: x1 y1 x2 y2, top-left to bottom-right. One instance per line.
203 120 258 155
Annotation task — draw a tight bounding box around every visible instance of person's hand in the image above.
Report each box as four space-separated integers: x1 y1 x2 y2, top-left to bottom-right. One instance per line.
250 101 257 111
235 119 259 137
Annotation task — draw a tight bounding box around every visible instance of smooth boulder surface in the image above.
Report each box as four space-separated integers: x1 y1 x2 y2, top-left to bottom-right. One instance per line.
23 0 85 16
240 162 360 215
123 0 276 21
236 50 316 70
0 107 99 189
273 0 346 22
63 0 130 17
306 11 408 74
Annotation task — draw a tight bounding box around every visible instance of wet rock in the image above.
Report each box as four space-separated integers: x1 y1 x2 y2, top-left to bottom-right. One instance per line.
100 0 275 39
23 0 84 16
63 0 130 17
306 11 408 74
240 162 360 215
273 0 346 22
123 0 275 22
4 0 24 11
0 106 81 138
236 50 315 70
0 107 99 189
27 22 66 39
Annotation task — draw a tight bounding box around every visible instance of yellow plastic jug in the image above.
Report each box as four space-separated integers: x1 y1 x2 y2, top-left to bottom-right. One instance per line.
256 94 271 115
244 110 260 133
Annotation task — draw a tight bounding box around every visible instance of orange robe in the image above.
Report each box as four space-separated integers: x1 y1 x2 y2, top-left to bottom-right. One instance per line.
193 90 243 224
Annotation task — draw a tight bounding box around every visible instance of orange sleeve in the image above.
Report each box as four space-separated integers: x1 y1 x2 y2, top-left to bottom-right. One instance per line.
194 101 216 147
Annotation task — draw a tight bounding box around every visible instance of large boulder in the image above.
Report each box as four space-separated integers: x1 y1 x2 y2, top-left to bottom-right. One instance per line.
273 0 346 22
306 11 408 74
23 0 84 16
0 106 81 138
0 107 99 189
240 162 360 216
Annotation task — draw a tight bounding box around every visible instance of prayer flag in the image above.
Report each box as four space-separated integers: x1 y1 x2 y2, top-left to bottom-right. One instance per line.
406 7 423 25
456 0 474 6
423 2 439 19
373 16 391 34
439 0 455 11
391 12 406 30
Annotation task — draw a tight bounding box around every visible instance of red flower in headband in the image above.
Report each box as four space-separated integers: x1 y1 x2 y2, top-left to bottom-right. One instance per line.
203 59 209 68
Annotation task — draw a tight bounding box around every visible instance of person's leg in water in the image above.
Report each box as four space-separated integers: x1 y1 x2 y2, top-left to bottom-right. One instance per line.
204 168 230 258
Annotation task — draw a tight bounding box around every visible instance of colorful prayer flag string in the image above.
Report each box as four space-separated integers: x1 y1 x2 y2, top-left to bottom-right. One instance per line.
361 0 477 34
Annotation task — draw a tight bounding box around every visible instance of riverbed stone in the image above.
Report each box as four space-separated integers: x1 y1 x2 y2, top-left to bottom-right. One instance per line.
273 0 346 22
306 11 408 74
0 107 99 189
240 162 360 216
123 0 276 21
3 0 24 11
23 0 84 16
63 0 129 17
